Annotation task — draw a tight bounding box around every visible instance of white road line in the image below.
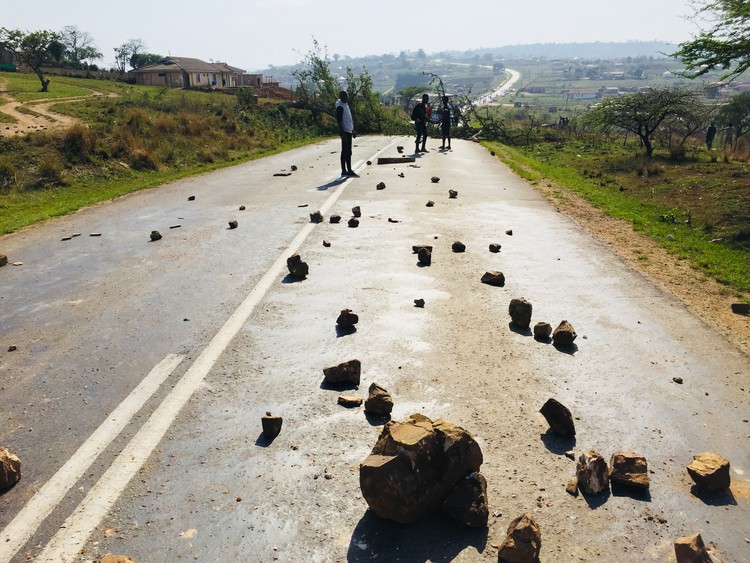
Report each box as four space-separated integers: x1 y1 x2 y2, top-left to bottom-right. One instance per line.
0 353 185 562
35 138 404 562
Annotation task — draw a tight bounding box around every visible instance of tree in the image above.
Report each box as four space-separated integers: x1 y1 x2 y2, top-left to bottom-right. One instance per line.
717 92 750 145
672 0 750 82
585 88 703 157
0 28 62 91
130 53 163 69
113 38 147 74
59 25 102 68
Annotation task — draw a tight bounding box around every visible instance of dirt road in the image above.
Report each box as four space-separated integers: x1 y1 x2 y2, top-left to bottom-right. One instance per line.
0 137 748 562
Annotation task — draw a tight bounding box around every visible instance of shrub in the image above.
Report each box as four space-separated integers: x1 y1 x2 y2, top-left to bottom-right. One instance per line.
129 149 159 171
0 157 16 190
31 154 65 188
62 124 96 163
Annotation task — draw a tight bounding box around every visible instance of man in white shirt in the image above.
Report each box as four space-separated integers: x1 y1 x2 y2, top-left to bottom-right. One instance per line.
336 91 358 177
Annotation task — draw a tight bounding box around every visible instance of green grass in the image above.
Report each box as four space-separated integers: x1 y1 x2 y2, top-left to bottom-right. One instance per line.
486 140 750 294
0 72 141 101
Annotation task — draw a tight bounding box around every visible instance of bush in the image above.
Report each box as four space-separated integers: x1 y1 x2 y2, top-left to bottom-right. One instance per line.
62 124 96 163
31 154 65 188
129 149 159 171
0 157 16 190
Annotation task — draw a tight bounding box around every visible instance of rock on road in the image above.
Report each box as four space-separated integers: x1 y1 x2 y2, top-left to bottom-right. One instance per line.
0 136 748 562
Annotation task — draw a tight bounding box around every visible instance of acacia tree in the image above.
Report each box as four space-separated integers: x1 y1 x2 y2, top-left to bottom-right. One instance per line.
717 92 750 146
672 0 750 82
0 28 63 91
585 88 704 158
59 25 102 68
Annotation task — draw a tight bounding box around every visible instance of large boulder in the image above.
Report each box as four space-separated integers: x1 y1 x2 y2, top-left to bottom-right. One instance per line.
360 414 483 523
286 254 309 279
323 359 361 386
576 450 609 495
0 447 21 491
687 452 730 492
539 398 575 437
674 533 713 563
441 471 489 528
364 383 393 416
609 452 649 489
508 298 533 329
497 513 542 563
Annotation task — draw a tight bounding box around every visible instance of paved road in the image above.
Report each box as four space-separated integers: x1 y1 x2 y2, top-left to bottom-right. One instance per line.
0 137 748 562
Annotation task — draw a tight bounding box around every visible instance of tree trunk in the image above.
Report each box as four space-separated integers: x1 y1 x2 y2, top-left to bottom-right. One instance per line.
643 137 653 158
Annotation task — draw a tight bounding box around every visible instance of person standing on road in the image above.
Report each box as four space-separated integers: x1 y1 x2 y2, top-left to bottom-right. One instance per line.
336 90 358 177
440 96 452 150
411 93 429 153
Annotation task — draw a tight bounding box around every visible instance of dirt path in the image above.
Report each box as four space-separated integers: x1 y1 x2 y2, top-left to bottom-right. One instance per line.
0 77 107 137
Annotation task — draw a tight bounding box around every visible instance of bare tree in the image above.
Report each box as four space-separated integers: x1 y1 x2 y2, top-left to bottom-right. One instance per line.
59 25 102 67
113 38 147 75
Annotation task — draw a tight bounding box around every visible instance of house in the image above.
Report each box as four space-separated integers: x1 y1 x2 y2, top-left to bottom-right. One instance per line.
130 56 245 88
566 89 598 100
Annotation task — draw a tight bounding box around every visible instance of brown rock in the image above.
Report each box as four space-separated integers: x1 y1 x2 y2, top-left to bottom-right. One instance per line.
497 513 542 563
481 271 505 287
506 229 513 236
412 245 433 254
417 247 432 266
539 398 575 437
323 359 361 386
452 241 466 253
0 447 22 490
565 476 579 496
426 200 435 207
336 309 359 328
364 383 394 416
239 205 246 211
338 395 363 408
674 533 712 563
100 555 135 563
187 195 195 201
322 240 331 247
261 411 282 439
376 182 386 190
0 254 7 267
442 471 489 528
309 211 323 223
149 230 162 241
286 253 308 278
552 321 577 348
687 452 731 492
397 146 404 153
489 243 502 253
352 206 361 217
431 176 440 183
533 322 552 339
509 297 532 328
360 414 483 523
290 165 298 171
414 299 425 308
329 214 342 224
228 220 238 229
448 189 458 199
576 450 609 495
348 217 359 228
388 218 399 223
610 452 649 489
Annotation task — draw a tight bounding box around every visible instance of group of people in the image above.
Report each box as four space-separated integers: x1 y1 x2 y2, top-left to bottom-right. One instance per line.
705 122 736 150
336 90 454 177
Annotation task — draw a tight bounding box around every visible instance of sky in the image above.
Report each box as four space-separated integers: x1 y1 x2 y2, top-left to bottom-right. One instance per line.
2 0 701 72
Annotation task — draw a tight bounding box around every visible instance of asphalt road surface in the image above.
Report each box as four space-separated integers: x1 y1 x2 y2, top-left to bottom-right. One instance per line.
0 136 748 562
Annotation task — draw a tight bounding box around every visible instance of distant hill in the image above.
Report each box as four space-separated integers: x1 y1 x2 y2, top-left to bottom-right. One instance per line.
463 41 679 60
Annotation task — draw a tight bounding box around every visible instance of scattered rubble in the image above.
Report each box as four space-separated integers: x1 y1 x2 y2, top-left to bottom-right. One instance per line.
169 225 181 229
376 182 386 190
290 165 298 171
552 321 577 348
364 383 394 416
329 214 341 224
338 395 363 408
261 411 282 440
509 297 533 328
609 452 649 489
228 220 238 229
506 229 513 236
359 414 483 523
481 271 505 287
533 322 552 340
452 241 466 252
576 451 610 495
489 244 501 253
687 452 731 492
674 533 713 563
497 513 542 563
8 345 17 352
431 176 440 183
352 206 361 218
239 205 246 211
565 476 579 496
90 233 102 237
323 359 361 386
323 240 331 247
397 146 404 153
426 200 435 207
448 189 458 199
286 254 309 279
388 218 399 223
188 195 195 201
417 247 432 266
441 471 489 528
309 211 323 223
0 447 21 490
149 230 162 241
348 218 359 228
673 377 684 384
539 398 575 437
414 299 425 308
398 172 405 178
336 309 359 328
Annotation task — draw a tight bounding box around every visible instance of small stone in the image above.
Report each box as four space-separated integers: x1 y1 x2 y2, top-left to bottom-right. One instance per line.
90 233 102 237
170 225 181 229
498 513 542 563
687 452 731 492
228 220 238 229
261 412 282 440
239 205 246 211
364 383 393 416
0 447 21 491
417 247 432 266
309 211 323 223
431 176 440 183
451 241 466 253
352 206 361 217
673 377 684 384
338 395 363 408
448 189 458 199
188 195 196 201
506 229 513 236
388 218 399 223
8 345 17 352
552 320 577 348
286 253 309 279
576 450 609 495
322 240 331 247
509 297 533 328
0 254 7 267
376 182 386 190
61 236 72 241
398 172 405 178
336 309 359 328
539 398 575 437
491 151 496 156
489 243 501 253
674 533 712 563
564 450 575 460
426 200 435 207
348 217 359 228
397 146 404 153
329 214 341 224
150 230 162 241
414 299 425 308
565 476 579 496
367 160 372 165
323 359 361 385
610 452 649 489
99 555 135 563
533 322 552 339
290 165 297 171
480 271 505 287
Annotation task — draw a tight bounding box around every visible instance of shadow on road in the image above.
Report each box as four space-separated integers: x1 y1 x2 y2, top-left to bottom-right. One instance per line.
317 177 347 191
690 485 737 507
347 509 487 562
508 322 531 337
539 429 576 455
254 432 276 448
364 411 391 427
281 274 306 284
581 489 611 509
611 483 652 502
336 325 357 338
553 342 579 355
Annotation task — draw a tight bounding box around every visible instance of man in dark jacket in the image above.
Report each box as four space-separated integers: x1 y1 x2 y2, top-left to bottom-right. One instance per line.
412 94 429 153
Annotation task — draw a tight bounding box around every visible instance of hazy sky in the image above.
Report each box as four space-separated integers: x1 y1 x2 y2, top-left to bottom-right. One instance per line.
3 0 700 72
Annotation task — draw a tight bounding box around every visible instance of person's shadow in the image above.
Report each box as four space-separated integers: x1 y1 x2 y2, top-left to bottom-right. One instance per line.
317 177 347 191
